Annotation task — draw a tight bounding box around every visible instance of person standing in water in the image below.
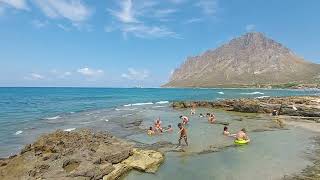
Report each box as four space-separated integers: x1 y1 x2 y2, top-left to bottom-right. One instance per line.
190 104 196 115
236 128 250 142
154 118 163 132
177 123 188 147
180 115 189 125
208 113 216 124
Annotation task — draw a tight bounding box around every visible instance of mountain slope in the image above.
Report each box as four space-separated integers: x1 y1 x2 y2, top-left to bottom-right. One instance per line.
164 32 320 88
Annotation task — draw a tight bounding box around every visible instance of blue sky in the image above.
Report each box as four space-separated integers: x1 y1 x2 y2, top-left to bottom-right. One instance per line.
0 0 320 87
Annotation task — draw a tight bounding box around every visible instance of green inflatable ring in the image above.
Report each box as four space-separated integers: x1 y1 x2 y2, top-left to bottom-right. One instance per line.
234 139 250 145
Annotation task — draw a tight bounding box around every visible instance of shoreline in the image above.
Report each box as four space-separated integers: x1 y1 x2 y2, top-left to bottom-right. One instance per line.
1 95 320 179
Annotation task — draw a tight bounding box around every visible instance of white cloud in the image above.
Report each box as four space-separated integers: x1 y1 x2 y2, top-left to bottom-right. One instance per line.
183 17 203 24
107 0 179 39
77 67 104 77
31 19 48 28
195 0 219 15
153 9 177 18
34 0 91 22
108 0 137 23
24 73 45 80
122 68 149 80
0 0 28 10
122 24 180 39
245 24 256 32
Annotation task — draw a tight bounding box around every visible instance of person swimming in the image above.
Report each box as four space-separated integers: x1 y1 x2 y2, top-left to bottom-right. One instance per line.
154 118 163 132
147 126 155 135
236 128 250 142
165 125 173 133
223 126 230 136
180 115 189 125
208 113 216 124
199 113 204 118
177 123 188 147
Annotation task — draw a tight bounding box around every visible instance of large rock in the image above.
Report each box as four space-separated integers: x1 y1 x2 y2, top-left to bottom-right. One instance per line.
0 129 134 180
123 149 164 173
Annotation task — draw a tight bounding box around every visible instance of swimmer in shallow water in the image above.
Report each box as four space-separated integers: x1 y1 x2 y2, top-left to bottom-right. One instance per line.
236 128 250 142
147 127 155 135
180 115 189 125
154 118 163 132
199 113 204 118
165 125 173 133
177 123 188 147
223 126 230 136
208 113 216 124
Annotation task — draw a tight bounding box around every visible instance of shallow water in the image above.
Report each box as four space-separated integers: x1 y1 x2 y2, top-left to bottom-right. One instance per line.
125 108 316 180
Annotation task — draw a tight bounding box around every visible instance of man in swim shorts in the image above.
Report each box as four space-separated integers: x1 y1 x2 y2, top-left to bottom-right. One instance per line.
236 128 250 141
177 123 188 147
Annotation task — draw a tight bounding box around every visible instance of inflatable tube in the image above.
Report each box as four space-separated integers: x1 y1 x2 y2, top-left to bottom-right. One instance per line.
234 139 250 145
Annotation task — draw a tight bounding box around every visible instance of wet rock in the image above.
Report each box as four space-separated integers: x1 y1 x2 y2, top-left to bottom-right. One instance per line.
172 96 320 118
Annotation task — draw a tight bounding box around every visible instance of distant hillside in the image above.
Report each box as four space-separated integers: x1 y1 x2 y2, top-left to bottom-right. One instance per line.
164 32 320 88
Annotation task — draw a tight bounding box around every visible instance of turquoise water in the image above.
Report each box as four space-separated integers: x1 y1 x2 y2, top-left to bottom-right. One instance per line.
125 108 316 180
0 87 319 157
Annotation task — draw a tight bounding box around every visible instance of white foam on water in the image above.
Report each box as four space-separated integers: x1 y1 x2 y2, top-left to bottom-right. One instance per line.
255 96 270 99
69 112 75 114
217 92 224 95
241 91 264 95
64 128 76 132
155 101 169 104
131 102 153 106
116 108 138 111
124 102 154 107
44 115 61 120
15 130 23 135
153 106 166 108
105 119 109 122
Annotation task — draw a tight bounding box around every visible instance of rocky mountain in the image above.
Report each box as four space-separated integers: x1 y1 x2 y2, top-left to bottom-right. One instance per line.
164 32 320 88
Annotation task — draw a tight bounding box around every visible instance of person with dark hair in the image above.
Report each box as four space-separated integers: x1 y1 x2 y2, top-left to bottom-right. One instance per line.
223 126 230 136
165 125 173 133
147 126 155 135
177 123 188 147
208 113 216 124
272 109 278 116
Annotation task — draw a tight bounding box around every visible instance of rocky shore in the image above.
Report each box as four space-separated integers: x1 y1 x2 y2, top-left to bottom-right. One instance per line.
172 96 320 120
0 129 164 180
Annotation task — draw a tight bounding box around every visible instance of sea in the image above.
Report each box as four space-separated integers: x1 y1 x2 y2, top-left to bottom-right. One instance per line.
0 87 319 179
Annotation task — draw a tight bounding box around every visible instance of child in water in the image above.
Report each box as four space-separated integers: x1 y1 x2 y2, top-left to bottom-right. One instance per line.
147 127 155 135
177 123 188 147
223 126 230 136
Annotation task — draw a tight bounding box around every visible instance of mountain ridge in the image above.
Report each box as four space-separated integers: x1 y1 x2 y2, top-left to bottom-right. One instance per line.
164 32 320 88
